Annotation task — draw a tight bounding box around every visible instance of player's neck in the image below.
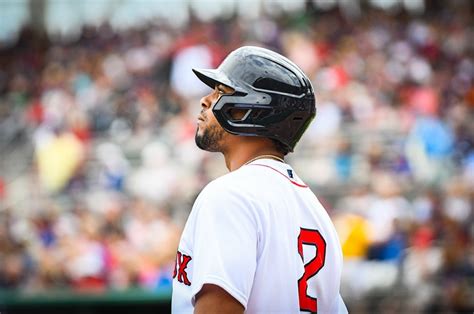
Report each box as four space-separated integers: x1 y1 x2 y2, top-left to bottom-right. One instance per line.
222 139 284 172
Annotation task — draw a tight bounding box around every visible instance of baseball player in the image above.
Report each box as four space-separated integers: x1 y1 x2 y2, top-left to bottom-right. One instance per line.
172 46 347 313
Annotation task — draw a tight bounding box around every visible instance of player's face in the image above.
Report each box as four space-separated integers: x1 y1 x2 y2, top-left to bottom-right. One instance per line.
195 84 234 152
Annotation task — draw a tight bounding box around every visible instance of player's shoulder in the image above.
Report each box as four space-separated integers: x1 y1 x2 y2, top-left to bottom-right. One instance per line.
201 167 251 193
190 168 261 223
196 165 260 203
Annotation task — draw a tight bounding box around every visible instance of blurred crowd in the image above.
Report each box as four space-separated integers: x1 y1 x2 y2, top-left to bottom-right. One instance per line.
0 2 473 313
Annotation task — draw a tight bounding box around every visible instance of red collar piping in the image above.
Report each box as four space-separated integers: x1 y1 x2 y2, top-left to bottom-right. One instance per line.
248 163 308 188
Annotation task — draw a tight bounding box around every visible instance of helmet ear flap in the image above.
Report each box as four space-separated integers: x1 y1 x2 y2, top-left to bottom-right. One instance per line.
248 108 272 122
224 107 252 122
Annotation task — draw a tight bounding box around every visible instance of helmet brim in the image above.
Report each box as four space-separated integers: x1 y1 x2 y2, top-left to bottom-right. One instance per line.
192 68 236 91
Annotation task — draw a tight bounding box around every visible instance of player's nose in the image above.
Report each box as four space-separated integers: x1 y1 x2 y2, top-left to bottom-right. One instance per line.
200 94 212 109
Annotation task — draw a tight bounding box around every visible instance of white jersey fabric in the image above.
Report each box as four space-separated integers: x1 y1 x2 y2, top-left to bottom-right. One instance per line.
172 158 347 313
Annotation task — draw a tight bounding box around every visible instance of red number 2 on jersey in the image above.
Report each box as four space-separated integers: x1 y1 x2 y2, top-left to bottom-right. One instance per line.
297 228 327 312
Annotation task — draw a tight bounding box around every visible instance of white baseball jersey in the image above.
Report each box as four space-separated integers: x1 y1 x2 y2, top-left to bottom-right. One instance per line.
172 158 347 313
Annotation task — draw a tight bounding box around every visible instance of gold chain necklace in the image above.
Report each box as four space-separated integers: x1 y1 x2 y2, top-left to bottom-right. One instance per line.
244 154 285 165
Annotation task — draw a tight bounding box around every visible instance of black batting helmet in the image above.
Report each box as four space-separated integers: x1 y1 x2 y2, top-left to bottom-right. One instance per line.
192 46 316 152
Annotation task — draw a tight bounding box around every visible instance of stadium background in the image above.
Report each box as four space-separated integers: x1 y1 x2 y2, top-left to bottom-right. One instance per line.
0 0 473 313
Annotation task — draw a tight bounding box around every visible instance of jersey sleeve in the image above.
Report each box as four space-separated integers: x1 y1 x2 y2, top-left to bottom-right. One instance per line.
190 181 258 309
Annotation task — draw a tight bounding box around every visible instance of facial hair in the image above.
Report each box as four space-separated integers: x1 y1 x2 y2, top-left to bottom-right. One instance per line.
195 122 225 152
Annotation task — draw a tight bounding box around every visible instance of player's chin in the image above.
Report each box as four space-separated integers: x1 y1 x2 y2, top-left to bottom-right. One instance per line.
195 130 220 152
195 125 204 139
194 130 207 151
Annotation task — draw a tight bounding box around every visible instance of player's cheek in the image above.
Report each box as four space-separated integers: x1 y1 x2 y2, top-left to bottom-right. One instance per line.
209 109 219 124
